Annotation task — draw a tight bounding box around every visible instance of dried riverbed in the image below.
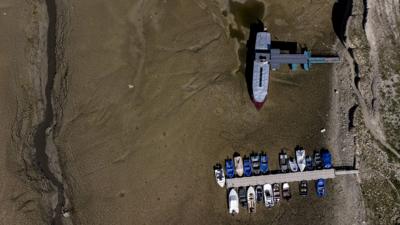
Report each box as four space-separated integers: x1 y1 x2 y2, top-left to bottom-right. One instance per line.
0 0 399 225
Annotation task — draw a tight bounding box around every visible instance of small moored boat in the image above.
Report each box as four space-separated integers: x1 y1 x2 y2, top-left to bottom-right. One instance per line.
256 185 263 202
282 182 291 200
250 153 260 175
247 186 256 213
225 159 235 178
229 188 239 215
288 158 299 172
295 147 306 172
214 163 225 188
263 184 274 208
316 179 326 197
234 153 244 177
279 150 288 173
314 151 322 169
305 155 313 171
299 180 308 196
272 183 281 203
243 157 252 177
260 152 269 174
238 187 247 208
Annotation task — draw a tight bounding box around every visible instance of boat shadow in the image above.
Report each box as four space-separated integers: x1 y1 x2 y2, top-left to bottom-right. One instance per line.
331 0 354 44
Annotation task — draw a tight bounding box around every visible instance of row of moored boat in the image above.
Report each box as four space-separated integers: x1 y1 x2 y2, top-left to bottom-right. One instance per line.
214 147 332 214
214 147 332 187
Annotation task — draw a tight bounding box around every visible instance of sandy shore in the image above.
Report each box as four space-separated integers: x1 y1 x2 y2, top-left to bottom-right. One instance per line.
57 0 361 224
0 0 50 224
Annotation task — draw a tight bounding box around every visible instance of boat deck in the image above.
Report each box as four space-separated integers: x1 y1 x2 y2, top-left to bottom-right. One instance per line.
225 169 358 188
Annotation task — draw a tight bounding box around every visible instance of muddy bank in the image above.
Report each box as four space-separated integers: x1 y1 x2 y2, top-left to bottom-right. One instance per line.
332 0 400 224
8 0 72 224
0 0 46 224
56 0 356 224
33 0 67 223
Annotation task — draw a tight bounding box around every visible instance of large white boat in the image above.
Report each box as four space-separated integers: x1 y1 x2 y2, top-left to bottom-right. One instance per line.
263 184 274 208
214 163 225 188
247 186 256 213
228 188 239 215
296 148 306 172
251 30 270 110
234 154 244 177
288 158 299 172
248 26 340 110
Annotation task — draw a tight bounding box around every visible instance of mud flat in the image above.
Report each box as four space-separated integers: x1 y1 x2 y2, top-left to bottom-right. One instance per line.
0 0 72 224
4 0 398 224
0 0 44 224
56 0 362 225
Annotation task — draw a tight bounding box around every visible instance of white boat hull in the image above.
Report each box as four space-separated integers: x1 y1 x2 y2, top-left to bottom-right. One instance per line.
214 168 225 188
296 149 306 172
263 184 274 208
229 189 239 215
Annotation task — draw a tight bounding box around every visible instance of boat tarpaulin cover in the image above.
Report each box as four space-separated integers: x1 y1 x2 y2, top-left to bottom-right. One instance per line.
255 32 271 50
252 61 269 103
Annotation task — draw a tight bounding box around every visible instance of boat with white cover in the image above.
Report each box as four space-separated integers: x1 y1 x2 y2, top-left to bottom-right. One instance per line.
296 148 306 172
228 188 239 215
234 154 244 177
247 186 256 213
214 163 225 188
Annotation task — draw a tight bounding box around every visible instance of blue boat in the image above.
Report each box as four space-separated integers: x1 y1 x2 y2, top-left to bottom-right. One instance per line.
316 179 326 197
243 157 252 177
321 149 332 169
225 159 235 178
260 153 269 174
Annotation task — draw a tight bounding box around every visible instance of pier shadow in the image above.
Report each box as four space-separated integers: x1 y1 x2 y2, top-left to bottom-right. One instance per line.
270 41 298 54
333 165 357 171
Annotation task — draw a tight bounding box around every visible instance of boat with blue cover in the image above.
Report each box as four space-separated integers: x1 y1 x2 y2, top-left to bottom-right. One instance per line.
260 153 269 174
225 159 235 178
243 157 252 177
321 149 332 169
316 179 326 197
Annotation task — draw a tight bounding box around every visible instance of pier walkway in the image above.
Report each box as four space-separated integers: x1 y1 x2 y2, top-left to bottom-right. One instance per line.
226 169 358 188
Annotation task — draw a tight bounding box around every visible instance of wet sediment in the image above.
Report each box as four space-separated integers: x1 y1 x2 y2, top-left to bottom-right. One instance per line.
32 0 69 224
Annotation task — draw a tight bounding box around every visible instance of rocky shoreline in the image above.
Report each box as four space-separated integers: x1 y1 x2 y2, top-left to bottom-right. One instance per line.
332 0 400 224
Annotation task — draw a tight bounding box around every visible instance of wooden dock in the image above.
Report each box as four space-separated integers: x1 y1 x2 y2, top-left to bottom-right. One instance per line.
225 169 358 188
